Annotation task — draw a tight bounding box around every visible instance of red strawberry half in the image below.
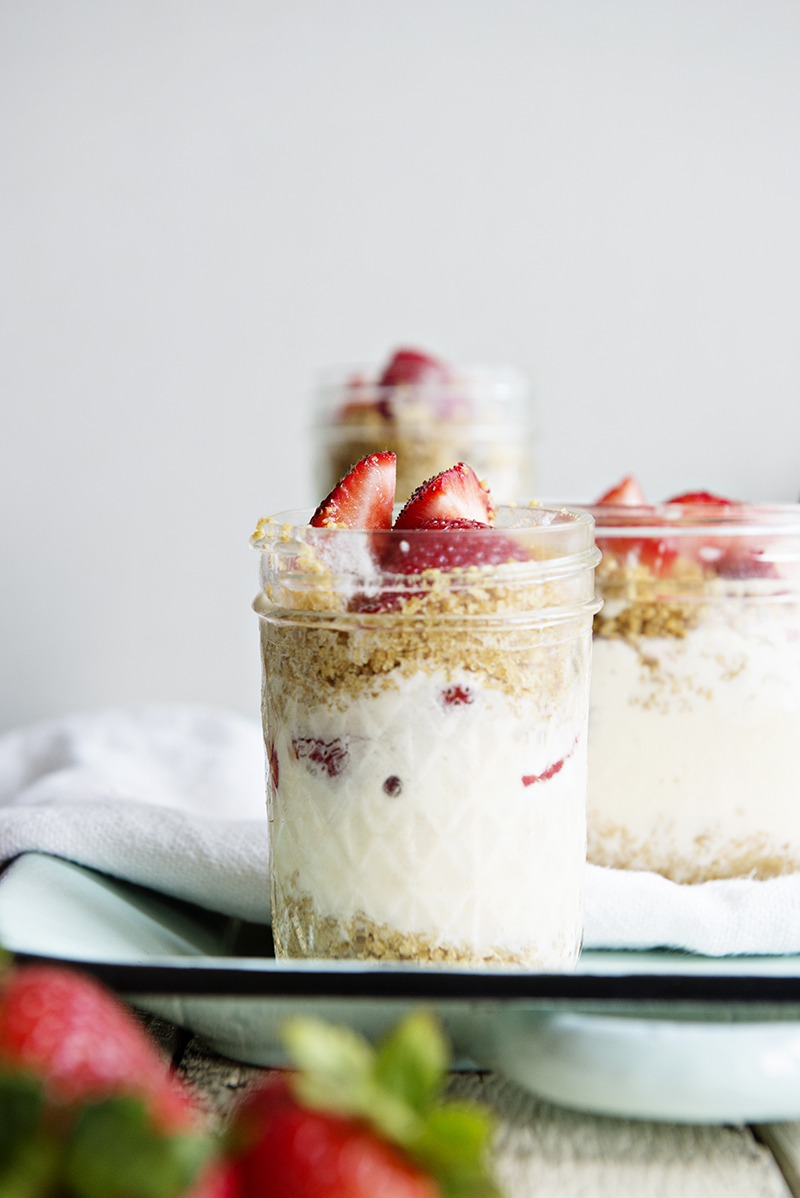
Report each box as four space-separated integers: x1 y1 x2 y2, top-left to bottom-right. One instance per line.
596 475 647 506
395 463 495 529
311 452 397 530
353 519 528 614
378 348 449 388
380 519 528 574
665 490 735 505
595 476 679 574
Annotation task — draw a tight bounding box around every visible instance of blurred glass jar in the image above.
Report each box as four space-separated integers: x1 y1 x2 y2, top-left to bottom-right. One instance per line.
311 349 536 503
252 506 599 969
586 501 800 883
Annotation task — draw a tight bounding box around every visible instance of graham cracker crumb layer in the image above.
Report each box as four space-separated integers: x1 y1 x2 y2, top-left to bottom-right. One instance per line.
260 576 587 715
272 888 578 970
588 819 800 883
594 555 709 642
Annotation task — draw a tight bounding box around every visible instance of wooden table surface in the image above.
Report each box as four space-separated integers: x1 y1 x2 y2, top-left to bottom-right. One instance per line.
141 1012 800 1197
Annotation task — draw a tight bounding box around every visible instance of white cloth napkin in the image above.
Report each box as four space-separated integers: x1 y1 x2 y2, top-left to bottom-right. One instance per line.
2 703 799 955
0 704 271 923
584 863 800 956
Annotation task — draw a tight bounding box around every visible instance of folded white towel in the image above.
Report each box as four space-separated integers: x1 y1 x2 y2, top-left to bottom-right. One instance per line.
0 705 270 922
1 704 799 955
583 862 800 956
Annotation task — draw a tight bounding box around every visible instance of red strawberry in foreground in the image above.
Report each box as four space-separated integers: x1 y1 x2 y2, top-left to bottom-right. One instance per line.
596 475 647 505
379 348 449 389
0 963 216 1198
311 452 397 530
0 965 194 1129
395 463 495 529
380 519 528 575
235 1078 438 1198
227 1012 499 1198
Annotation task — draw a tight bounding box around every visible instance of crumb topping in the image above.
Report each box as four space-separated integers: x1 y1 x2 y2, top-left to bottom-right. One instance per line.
593 555 709 641
260 558 586 714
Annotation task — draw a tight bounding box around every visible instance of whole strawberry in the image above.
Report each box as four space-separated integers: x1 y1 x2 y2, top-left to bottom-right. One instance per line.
234 1077 437 1198
227 1012 501 1198
0 964 194 1127
0 963 217 1198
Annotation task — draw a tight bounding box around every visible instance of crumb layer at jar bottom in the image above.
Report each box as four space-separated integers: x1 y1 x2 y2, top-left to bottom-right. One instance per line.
271 888 582 971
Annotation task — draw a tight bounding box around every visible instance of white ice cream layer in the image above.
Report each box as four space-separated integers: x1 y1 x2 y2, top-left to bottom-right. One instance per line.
588 604 800 879
270 668 586 966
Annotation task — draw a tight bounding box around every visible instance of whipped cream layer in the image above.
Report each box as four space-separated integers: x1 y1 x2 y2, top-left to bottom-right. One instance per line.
269 665 587 968
588 601 800 881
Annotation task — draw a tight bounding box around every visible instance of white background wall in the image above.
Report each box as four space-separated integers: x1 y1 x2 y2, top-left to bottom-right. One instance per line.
2 0 799 732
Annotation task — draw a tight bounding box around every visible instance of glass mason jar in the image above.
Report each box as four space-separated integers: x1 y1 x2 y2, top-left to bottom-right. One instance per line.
587 501 800 883
252 508 600 970
311 364 536 504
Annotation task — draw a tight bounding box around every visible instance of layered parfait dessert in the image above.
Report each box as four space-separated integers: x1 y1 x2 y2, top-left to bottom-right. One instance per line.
253 457 599 968
587 476 800 882
313 347 534 502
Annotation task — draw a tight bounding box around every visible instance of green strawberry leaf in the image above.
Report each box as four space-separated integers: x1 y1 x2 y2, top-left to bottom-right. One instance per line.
0 1073 62 1198
0 1130 62 1198
284 1017 418 1143
374 1010 448 1117
411 1103 501 1198
282 1014 501 1198
283 1017 374 1113
0 1074 43 1162
65 1096 214 1198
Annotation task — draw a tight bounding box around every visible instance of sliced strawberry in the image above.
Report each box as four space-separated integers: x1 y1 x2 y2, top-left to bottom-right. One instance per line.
311 453 397 530
380 519 527 575
596 476 647 505
378 348 449 388
665 490 735 505
522 757 566 786
292 736 349 779
596 533 679 578
716 546 778 579
394 463 495 529
595 477 678 574
637 536 680 576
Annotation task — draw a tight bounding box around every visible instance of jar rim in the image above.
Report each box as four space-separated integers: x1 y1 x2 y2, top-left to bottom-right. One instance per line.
252 505 600 622
572 502 800 537
252 504 596 546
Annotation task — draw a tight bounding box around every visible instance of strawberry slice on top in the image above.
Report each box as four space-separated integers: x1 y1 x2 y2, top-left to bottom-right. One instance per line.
596 475 647 505
311 452 397 530
394 463 495 529
595 475 679 576
665 490 735 505
380 518 528 575
378 347 449 388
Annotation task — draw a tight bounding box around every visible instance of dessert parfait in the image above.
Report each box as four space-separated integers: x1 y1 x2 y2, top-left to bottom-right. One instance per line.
587 476 800 883
252 457 600 968
312 347 535 503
